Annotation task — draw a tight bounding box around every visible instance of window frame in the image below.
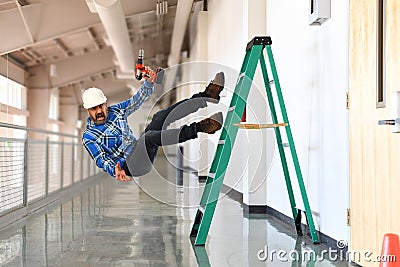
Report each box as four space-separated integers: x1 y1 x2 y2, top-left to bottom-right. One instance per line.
376 0 387 108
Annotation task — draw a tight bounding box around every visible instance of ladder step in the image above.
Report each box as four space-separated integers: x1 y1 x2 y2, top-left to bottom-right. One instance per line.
218 140 225 145
199 205 205 213
269 80 274 85
233 123 288 129
282 143 290 147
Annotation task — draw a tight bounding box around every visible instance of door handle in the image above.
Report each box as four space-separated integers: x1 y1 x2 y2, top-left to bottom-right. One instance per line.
379 119 395 125
378 118 400 132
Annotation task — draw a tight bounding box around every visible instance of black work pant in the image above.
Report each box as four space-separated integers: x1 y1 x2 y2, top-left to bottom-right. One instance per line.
123 92 209 176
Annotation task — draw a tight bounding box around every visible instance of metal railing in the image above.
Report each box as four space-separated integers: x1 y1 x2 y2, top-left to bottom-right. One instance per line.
0 122 100 218
0 179 109 266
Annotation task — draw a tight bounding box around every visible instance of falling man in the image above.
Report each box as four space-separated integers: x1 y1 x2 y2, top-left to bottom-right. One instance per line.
82 68 225 182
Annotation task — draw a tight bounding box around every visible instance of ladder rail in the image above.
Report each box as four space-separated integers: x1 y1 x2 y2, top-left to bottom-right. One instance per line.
191 36 319 246
266 45 319 243
259 54 298 222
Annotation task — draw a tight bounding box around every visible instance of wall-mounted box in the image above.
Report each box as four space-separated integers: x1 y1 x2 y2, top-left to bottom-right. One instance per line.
309 0 331 25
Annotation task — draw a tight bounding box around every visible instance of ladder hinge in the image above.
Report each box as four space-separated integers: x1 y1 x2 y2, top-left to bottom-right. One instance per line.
346 92 350 109
347 208 351 226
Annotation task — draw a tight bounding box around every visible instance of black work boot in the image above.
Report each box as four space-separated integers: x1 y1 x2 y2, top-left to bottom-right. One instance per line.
203 72 225 103
197 112 223 134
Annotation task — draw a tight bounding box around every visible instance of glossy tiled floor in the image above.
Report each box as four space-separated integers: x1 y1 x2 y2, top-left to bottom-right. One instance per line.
0 155 351 266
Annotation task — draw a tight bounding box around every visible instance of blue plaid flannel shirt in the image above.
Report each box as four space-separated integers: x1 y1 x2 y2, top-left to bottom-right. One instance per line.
82 81 154 178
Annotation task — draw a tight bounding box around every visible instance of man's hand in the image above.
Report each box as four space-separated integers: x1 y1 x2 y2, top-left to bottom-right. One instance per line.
115 162 132 182
144 66 156 83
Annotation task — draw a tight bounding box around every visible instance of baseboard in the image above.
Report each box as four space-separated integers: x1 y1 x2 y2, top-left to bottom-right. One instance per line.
221 184 268 215
198 175 207 182
243 204 268 214
221 184 243 203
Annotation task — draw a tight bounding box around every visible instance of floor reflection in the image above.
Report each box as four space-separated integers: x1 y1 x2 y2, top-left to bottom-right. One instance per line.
0 177 187 266
0 155 351 267
190 239 211 267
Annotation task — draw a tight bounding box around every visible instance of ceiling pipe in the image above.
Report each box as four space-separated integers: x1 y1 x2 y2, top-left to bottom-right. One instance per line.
167 0 194 67
90 0 135 73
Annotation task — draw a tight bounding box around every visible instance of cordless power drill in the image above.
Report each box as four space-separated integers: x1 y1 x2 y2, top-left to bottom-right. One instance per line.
135 48 164 84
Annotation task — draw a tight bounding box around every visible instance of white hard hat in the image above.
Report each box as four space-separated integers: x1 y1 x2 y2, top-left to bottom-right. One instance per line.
82 87 107 109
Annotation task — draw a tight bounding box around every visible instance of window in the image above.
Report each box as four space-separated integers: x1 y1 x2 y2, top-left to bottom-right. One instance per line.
49 88 59 120
0 75 25 109
0 75 27 138
376 0 386 108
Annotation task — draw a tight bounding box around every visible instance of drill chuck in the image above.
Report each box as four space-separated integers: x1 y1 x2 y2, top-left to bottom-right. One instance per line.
135 48 164 84
135 49 145 80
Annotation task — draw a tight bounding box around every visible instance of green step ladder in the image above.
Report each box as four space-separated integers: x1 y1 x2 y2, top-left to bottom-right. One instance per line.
190 36 320 245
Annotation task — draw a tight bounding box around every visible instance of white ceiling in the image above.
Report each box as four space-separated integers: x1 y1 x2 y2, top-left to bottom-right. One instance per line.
0 0 202 105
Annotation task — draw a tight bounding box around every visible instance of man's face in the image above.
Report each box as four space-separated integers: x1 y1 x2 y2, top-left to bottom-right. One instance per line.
87 103 108 125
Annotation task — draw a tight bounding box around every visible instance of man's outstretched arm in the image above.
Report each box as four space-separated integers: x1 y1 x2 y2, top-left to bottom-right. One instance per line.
118 68 157 117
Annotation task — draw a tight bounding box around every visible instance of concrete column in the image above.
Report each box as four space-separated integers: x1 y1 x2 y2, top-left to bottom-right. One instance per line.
180 56 199 172
27 88 50 140
193 11 209 179
59 104 79 136
26 64 52 140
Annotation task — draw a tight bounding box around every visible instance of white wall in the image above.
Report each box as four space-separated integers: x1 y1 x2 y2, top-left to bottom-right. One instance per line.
188 11 208 177
202 0 250 193
186 0 273 199
265 0 350 241
185 1 250 193
188 0 350 242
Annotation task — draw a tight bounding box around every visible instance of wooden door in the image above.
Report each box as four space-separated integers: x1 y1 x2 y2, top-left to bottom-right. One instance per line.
349 0 400 266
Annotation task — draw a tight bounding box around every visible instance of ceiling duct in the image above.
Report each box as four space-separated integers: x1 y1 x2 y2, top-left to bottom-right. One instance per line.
156 0 168 16
87 0 135 73
167 0 194 67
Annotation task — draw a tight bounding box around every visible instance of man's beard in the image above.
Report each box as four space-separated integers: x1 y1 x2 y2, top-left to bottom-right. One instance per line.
91 112 107 125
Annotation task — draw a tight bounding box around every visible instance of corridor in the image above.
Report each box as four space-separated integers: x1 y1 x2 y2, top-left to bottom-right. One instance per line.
0 155 349 266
